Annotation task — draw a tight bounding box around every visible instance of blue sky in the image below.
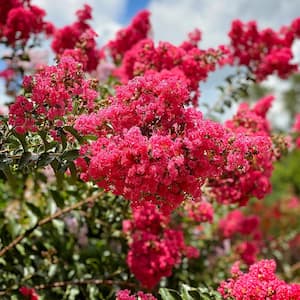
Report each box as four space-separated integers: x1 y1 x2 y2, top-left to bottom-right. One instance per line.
121 0 150 23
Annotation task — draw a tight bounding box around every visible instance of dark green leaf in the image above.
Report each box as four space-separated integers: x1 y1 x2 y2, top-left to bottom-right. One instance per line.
37 152 55 168
50 189 64 208
26 202 42 218
62 150 79 161
64 126 84 143
68 161 77 182
159 288 181 300
18 151 33 169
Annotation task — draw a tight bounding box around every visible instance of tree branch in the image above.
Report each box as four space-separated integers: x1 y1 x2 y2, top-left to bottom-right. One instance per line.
34 278 137 290
0 191 103 257
0 277 138 296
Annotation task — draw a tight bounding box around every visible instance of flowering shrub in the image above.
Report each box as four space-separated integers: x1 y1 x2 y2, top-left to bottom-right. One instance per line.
219 260 300 299
0 2 299 299
123 203 199 288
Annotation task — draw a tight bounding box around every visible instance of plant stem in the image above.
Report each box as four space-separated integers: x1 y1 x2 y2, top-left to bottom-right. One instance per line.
0 191 103 257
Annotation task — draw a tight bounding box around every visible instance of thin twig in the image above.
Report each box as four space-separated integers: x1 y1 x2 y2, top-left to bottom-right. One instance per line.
0 277 137 296
34 278 137 290
0 191 103 257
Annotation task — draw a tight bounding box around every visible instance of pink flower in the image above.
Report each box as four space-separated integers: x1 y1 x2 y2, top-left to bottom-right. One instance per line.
107 10 151 63
51 5 100 71
219 260 300 299
75 69 228 214
228 19 299 81
9 53 98 134
116 289 157 300
19 286 39 300
186 200 214 223
124 204 198 288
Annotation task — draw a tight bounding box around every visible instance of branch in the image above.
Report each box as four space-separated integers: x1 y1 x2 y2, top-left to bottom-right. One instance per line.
0 191 103 257
0 277 138 296
34 278 137 290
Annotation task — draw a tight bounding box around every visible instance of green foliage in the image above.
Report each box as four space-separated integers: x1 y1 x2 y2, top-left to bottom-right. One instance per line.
270 149 300 199
159 284 222 300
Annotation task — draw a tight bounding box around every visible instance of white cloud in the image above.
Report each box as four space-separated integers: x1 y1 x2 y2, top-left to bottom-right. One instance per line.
32 0 125 43
148 0 300 47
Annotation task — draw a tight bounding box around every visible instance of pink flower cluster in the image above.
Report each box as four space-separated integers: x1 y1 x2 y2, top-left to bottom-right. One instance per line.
185 199 214 223
229 19 299 81
75 69 228 214
293 114 300 148
107 10 151 63
75 69 281 213
209 96 275 205
116 290 156 300
218 260 300 299
19 286 39 300
123 203 199 289
219 209 262 265
51 5 101 71
114 38 227 106
9 54 98 134
219 210 261 239
0 0 54 45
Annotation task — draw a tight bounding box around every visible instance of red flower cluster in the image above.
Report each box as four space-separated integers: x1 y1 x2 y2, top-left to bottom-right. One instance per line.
116 289 156 300
0 0 53 45
19 286 39 300
229 19 299 81
123 203 199 289
291 18 300 38
185 199 214 223
219 209 262 265
75 69 228 214
218 260 300 299
104 10 231 106
51 5 101 71
107 10 151 63
180 28 202 51
219 210 261 239
9 54 98 134
114 38 227 106
209 96 275 205
235 241 260 266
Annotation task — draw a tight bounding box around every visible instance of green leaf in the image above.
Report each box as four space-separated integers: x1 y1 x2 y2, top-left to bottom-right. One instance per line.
18 151 33 169
0 154 13 170
60 129 67 150
83 135 98 141
14 131 27 151
187 290 202 300
62 150 79 161
159 288 181 300
2 165 17 188
68 161 78 182
16 244 26 256
64 126 84 143
224 100 232 108
26 202 42 218
197 286 222 300
39 130 50 151
180 284 195 300
50 189 64 208
37 152 56 168
50 158 60 172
